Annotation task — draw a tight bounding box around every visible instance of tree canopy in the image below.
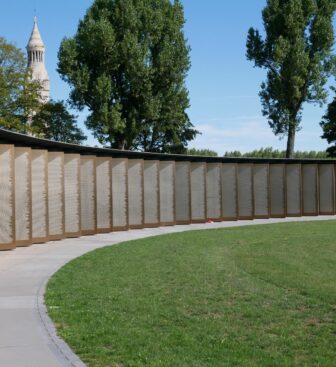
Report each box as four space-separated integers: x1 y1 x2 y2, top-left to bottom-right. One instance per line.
0 37 41 132
58 0 198 152
31 100 87 144
246 0 336 158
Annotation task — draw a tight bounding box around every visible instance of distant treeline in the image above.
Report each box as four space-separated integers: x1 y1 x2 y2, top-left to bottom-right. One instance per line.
186 148 219 157
223 147 332 159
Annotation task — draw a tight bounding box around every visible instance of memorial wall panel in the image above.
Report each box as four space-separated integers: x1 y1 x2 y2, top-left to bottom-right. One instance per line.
175 162 191 224
144 161 160 227
318 164 334 215
48 152 64 240
190 162 206 222
270 164 285 217
112 158 128 230
222 164 238 220
0 145 15 250
96 157 112 232
253 164 269 218
80 156 97 235
302 164 318 215
31 149 48 243
159 161 175 225
64 154 81 237
286 164 302 217
237 164 253 219
206 163 222 221
15 147 31 246
128 159 144 229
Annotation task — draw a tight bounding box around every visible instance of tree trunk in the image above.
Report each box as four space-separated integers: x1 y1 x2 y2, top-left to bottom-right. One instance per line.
286 124 295 158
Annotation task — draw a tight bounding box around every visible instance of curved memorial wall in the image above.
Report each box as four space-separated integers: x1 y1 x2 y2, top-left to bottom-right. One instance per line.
0 129 335 250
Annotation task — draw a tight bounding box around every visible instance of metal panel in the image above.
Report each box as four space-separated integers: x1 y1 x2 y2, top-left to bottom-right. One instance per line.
80 156 97 235
160 161 175 226
286 164 302 217
31 149 48 243
112 158 128 230
96 157 112 233
175 161 191 224
128 159 144 229
302 164 318 216
15 147 32 246
318 164 334 215
0 145 15 250
143 160 160 227
48 152 64 240
206 163 222 221
237 164 253 219
64 154 81 237
190 162 206 223
253 164 269 218
222 163 238 220
270 164 285 217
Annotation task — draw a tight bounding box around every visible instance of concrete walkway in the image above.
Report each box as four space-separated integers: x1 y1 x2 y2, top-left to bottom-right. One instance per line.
0 216 335 367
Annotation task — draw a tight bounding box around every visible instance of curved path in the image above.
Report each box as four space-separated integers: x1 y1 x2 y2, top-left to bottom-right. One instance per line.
0 216 335 367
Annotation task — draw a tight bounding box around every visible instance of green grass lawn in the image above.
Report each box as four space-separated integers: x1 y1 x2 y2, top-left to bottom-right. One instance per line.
45 221 336 367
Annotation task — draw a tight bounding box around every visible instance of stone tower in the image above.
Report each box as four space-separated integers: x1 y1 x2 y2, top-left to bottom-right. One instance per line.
26 16 50 103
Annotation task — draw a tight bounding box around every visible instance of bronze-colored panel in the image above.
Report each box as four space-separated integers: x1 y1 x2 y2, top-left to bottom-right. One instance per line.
64 154 81 237
318 164 335 215
190 162 206 223
253 164 270 219
80 155 97 235
96 157 112 233
206 163 222 221
31 149 48 244
48 152 65 240
14 147 32 247
175 161 191 224
286 164 302 217
222 163 238 221
160 161 176 226
112 158 129 231
302 164 318 216
0 144 15 250
144 160 160 227
237 164 254 220
270 164 286 218
128 159 144 229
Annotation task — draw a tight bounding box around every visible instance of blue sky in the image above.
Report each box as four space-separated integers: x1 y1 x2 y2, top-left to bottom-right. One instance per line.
1 0 334 154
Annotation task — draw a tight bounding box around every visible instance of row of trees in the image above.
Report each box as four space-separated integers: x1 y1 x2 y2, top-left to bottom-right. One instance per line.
223 147 330 159
2 0 336 156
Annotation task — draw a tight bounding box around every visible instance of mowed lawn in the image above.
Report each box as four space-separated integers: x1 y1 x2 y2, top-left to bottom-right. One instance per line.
45 221 336 367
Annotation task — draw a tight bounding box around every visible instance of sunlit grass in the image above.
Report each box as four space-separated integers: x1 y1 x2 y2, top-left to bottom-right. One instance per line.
46 221 336 367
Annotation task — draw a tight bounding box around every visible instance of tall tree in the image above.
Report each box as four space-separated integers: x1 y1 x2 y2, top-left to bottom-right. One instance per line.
58 0 198 153
31 100 87 144
320 93 336 156
246 0 336 158
0 37 41 132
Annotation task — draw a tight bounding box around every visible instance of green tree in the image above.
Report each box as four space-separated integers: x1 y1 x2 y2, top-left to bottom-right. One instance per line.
0 37 41 132
58 0 197 153
246 0 336 158
186 148 218 157
320 94 336 156
31 100 87 144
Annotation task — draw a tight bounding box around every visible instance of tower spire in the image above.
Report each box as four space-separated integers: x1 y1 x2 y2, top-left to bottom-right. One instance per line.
26 17 50 103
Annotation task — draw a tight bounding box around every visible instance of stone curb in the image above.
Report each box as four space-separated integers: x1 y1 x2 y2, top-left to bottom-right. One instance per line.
37 277 87 367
